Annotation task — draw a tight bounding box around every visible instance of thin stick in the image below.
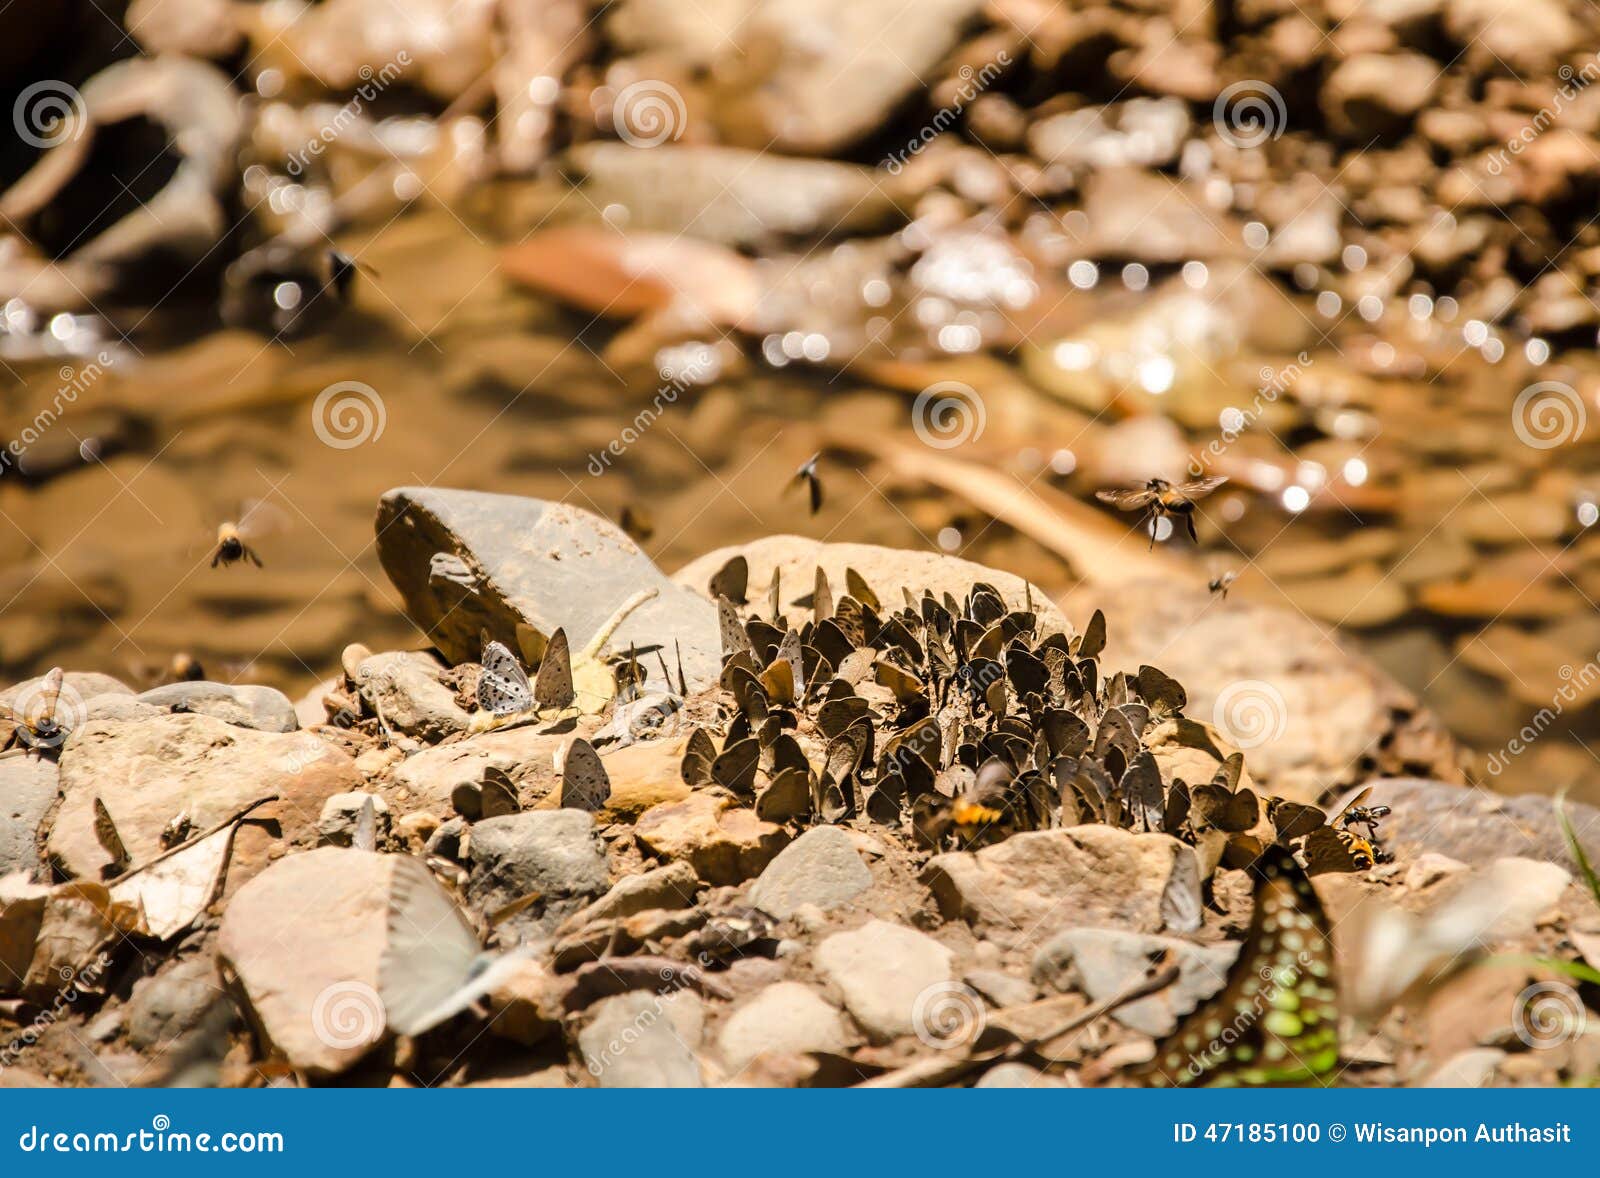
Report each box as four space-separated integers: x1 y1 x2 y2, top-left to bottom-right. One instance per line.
112 795 279 883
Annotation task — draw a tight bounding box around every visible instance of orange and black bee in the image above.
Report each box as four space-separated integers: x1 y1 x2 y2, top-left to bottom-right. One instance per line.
1097 476 1228 548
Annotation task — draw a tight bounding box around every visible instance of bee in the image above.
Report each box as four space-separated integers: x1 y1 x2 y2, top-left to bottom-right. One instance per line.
1332 785 1391 844
1096 476 1229 548
790 452 824 515
619 503 654 543
210 521 262 569
207 499 285 569
1208 569 1238 599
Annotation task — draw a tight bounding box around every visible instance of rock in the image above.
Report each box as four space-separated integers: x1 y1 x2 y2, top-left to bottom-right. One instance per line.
467 810 610 920
1064 579 1461 803
1359 779 1600 869
564 861 701 928
353 651 470 741
922 826 1202 949
706 0 986 154
964 968 1037 1009
1028 98 1189 170
635 791 789 885
375 487 721 690
217 847 394 1077
1033 928 1239 1036
317 792 393 847
0 755 57 878
675 536 1067 634
975 1062 1069 1088
125 954 226 1051
49 714 359 887
748 826 872 920
134 682 298 732
0 672 132 713
1423 1047 1505 1088
718 981 855 1071
1321 53 1439 139
1083 169 1240 262
567 144 903 248
1445 0 1578 71
579 990 704 1087
484 957 564 1047
813 919 954 1042
391 725 568 812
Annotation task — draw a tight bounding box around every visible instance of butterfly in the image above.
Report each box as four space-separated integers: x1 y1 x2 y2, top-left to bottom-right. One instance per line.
560 738 612 812
790 452 823 515
477 639 534 715
1131 845 1340 1087
378 856 536 1036
1096 476 1228 547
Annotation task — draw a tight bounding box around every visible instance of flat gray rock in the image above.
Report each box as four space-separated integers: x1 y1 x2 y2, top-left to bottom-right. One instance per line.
1032 927 1240 1037
565 861 701 928
579 990 704 1087
0 754 58 878
468 810 610 923
135 682 298 732
975 1062 1070 1088
375 487 720 689
354 650 470 741
1359 778 1600 869
717 982 854 1072
748 826 872 920
813 919 953 1043
125 954 228 1051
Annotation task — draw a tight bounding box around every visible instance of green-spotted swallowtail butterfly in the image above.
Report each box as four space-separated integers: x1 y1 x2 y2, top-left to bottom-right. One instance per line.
1131 844 1340 1087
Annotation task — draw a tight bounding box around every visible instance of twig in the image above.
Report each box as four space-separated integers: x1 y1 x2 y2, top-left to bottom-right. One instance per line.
112 795 279 883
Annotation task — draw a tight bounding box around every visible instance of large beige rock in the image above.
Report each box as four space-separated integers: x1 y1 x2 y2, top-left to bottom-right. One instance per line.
813 920 954 1042
675 536 1068 634
922 826 1202 949
634 790 789 885
217 848 395 1077
49 714 359 886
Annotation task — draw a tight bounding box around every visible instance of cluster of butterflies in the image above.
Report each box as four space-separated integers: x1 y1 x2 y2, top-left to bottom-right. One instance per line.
681 555 1388 882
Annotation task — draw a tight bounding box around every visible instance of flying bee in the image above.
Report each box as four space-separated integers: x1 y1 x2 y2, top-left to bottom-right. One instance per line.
327 249 378 302
207 498 286 569
1208 569 1237 599
790 452 824 515
1096 476 1229 548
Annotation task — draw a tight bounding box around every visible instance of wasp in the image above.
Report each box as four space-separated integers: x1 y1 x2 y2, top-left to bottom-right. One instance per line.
210 521 263 569
1096 476 1228 547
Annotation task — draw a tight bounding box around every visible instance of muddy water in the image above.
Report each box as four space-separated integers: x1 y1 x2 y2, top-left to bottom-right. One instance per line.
4 201 1600 804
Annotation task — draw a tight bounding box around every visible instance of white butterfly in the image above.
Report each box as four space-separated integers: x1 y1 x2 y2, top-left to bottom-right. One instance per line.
477 639 533 715
378 856 537 1036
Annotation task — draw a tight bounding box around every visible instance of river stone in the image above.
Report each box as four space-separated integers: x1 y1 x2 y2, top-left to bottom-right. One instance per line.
353 650 470 741
217 847 394 1077
718 981 854 1071
675 536 1068 635
375 487 720 690
1064 578 1461 804
922 826 1203 949
975 1063 1070 1088
579 990 704 1087
467 810 610 919
748 826 872 920
1033 928 1240 1036
125 953 228 1051
634 791 789 885
134 682 298 732
1356 778 1600 870
48 714 359 887
563 861 701 928
814 920 954 1042
567 144 903 248
0 755 57 878
1321 52 1439 139
390 724 569 812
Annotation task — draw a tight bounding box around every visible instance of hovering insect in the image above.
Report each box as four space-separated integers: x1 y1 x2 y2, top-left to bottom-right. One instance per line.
1208 570 1238 599
1096 476 1228 547
327 249 378 302
208 500 284 569
210 521 262 568
790 452 824 515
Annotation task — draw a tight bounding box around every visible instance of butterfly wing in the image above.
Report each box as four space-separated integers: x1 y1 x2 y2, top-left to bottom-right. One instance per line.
379 856 487 1036
1133 846 1339 1087
560 738 612 812
531 628 575 710
477 640 533 715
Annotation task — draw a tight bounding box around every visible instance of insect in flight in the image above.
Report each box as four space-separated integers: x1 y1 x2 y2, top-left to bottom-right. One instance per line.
790 452 824 515
1096 476 1228 548
326 249 378 303
208 499 285 569
1208 570 1237 599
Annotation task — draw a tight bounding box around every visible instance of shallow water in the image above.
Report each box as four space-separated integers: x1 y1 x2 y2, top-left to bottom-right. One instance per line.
5 198 1600 804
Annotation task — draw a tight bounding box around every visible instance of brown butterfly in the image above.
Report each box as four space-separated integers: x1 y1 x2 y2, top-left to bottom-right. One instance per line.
1096 477 1228 547
790 452 824 515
